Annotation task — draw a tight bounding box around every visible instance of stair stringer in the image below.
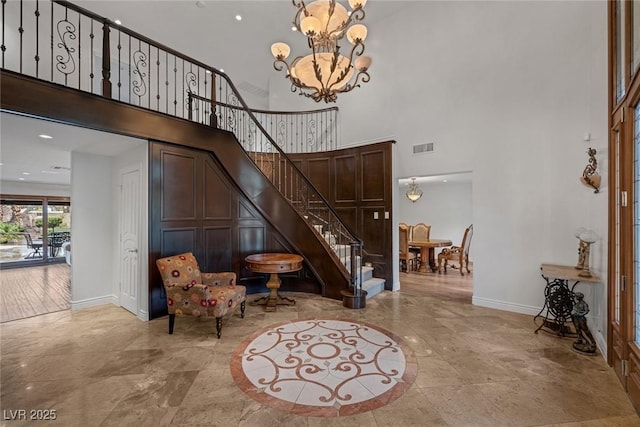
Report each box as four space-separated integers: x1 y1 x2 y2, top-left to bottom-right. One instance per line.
206 131 351 301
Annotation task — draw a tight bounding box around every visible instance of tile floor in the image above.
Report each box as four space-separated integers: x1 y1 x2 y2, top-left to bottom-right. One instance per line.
1 291 639 426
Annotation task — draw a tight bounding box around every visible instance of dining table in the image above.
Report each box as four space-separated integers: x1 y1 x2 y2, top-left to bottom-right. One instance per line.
408 239 453 273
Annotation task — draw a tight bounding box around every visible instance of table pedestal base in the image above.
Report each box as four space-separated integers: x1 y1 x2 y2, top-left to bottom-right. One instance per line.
251 273 295 312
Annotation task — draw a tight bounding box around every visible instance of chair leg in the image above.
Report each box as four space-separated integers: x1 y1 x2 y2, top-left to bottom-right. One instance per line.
459 254 464 276
240 301 246 318
465 255 471 274
168 314 175 334
216 317 222 339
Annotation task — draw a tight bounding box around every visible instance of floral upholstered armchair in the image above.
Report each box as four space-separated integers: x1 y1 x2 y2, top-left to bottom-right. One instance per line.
155 252 246 338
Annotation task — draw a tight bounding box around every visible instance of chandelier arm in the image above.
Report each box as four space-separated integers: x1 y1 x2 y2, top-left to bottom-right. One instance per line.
325 41 364 92
336 69 370 94
331 5 365 38
350 6 365 23
292 1 307 32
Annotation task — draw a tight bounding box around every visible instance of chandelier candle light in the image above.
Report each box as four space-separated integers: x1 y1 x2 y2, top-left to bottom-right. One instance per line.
271 0 372 103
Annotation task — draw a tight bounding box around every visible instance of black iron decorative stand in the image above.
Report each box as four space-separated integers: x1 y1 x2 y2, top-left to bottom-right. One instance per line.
534 264 600 355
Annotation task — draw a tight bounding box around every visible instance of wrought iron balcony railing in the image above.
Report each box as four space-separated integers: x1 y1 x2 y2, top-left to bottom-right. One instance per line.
1 0 363 291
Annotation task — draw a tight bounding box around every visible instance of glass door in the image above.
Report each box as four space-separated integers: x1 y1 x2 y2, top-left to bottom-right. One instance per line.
0 196 71 267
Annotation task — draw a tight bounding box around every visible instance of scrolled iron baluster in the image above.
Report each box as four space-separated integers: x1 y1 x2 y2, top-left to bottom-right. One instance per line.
276 119 286 147
307 117 316 147
55 17 76 76
185 70 197 97
131 50 147 97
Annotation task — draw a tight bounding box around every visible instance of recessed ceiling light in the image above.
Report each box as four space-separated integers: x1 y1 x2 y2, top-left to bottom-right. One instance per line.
18 178 25 181
235 14 242 21
22 172 31 175
291 26 297 31
39 134 53 139
442 179 448 183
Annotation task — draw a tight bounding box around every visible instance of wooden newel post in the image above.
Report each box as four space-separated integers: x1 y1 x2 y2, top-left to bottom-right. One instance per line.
101 20 112 98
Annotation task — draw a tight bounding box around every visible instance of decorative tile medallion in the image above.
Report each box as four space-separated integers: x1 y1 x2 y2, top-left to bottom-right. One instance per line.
231 318 417 417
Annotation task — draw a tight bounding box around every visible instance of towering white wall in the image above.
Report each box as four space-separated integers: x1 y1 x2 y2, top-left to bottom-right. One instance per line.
70 152 115 308
270 1 608 349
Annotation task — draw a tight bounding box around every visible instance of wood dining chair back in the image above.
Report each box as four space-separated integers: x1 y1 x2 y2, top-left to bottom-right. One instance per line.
399 224 416 272
438 224 473 275
412 223 431 242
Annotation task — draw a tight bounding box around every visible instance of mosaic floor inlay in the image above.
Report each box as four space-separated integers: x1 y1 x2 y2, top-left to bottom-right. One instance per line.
230 318 417 417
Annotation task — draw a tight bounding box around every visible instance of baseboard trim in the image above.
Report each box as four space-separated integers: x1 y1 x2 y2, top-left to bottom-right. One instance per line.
137 309 149 321
472 296 541 316
71 294 118 310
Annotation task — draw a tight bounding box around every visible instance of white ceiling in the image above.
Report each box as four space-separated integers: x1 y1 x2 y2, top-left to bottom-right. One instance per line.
0 112 143 185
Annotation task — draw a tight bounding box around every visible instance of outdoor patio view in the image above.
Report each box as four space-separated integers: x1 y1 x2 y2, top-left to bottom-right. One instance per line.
0 198 71 265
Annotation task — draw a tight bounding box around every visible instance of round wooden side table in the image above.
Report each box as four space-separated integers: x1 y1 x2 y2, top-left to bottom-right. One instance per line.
245 253 303 312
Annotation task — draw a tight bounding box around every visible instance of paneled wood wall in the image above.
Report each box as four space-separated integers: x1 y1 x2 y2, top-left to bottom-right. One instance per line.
149 141 322 319
289 141 394 288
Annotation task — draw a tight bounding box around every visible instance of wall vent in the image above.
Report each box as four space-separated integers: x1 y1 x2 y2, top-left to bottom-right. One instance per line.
413 142 435 155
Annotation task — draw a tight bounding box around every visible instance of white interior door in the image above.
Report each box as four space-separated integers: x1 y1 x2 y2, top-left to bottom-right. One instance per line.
119 167 141 315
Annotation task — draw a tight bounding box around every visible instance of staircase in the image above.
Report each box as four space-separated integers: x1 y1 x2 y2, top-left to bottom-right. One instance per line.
314 225 386 299
1 0 390 304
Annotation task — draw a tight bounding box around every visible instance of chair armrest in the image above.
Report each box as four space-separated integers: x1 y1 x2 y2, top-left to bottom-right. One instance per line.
440 246 461 256
164 283 210 315
201 272 237 287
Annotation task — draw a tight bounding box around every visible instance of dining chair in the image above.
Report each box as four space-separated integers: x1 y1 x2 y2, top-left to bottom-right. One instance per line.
23 233 43 259
412 223 431 241
399 224 416 272
156 252 246 338
438 224 473 275
409 223 430 269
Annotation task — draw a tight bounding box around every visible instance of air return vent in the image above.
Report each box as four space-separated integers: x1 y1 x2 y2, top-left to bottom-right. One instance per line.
413 142 434 155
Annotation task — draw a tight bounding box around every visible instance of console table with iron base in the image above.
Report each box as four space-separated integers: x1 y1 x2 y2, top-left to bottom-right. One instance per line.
534 263 600 354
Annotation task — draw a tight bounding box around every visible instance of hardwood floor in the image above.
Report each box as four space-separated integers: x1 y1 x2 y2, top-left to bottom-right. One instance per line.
398 264 473 303
0 263 71 323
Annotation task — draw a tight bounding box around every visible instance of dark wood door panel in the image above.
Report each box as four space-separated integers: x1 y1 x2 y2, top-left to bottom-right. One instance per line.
203 227 233 272
360 207 386 255
160 228 198 257
334 155 357 202
307 157 332 198
335 207 358 234
238 226 266 256
203 159 232 220
160 150 197 221
361 150 386 202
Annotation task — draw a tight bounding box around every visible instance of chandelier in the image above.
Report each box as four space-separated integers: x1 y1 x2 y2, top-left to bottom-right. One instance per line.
406 178 423 203
270 0 372 103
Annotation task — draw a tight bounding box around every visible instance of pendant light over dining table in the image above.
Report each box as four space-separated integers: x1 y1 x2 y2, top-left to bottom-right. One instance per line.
406 178 423 203
270 0 372 103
